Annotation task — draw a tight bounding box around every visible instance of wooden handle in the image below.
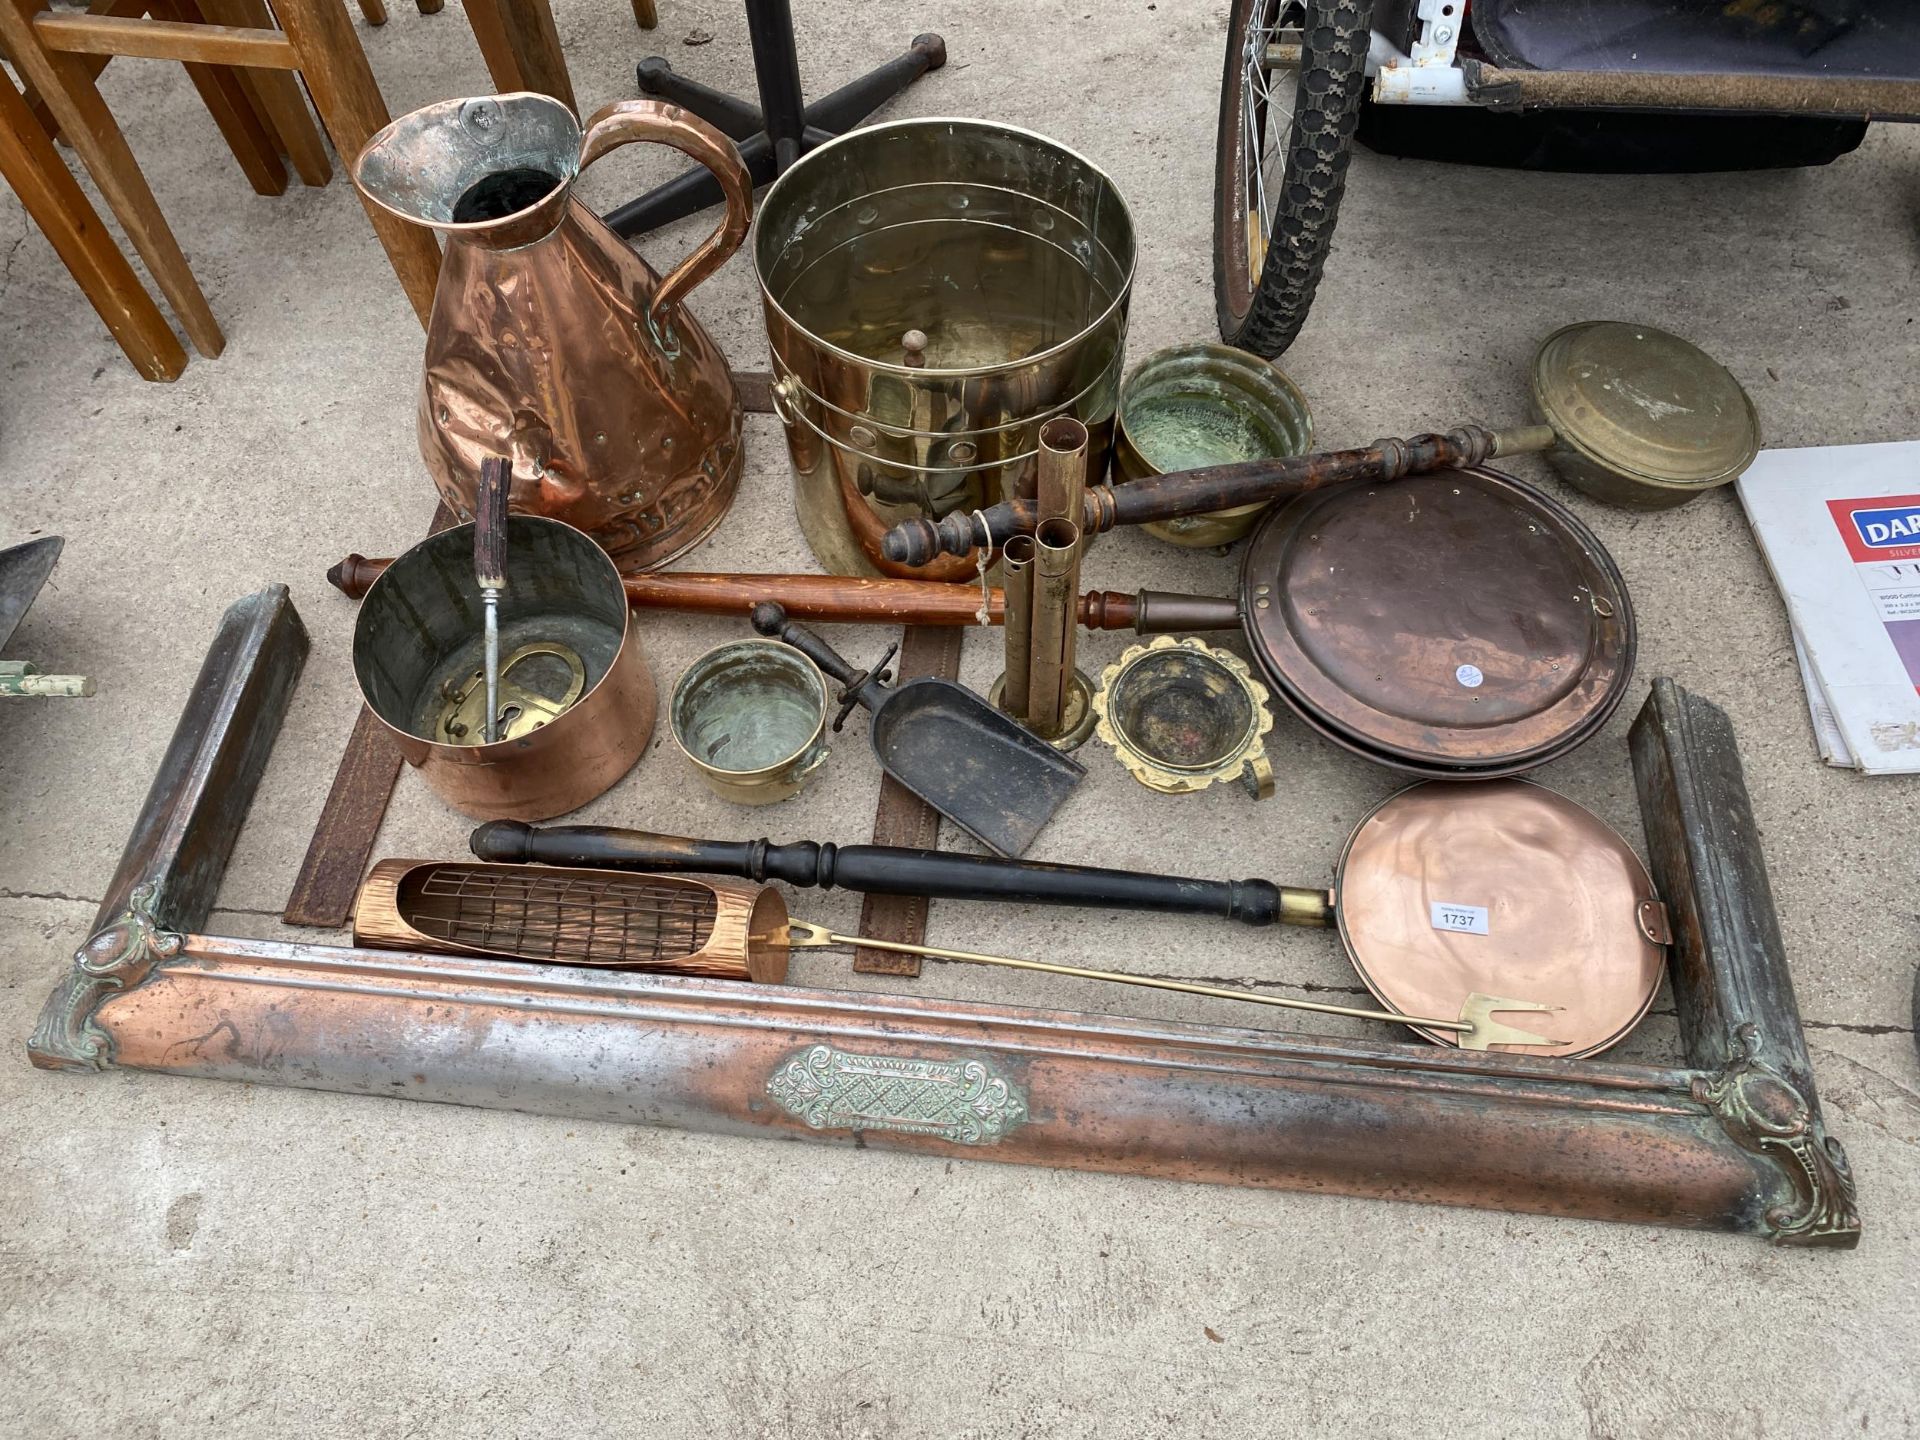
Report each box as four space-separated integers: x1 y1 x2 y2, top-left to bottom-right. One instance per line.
469 821 1286 926
879 426 1505 565
473 456 510 590
328 560 1155 633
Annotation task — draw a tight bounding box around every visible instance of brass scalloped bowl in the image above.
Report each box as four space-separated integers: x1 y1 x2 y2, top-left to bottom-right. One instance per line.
1091 636 1275 798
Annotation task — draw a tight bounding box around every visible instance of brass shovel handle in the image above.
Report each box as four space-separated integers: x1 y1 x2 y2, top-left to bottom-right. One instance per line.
579 99 752 343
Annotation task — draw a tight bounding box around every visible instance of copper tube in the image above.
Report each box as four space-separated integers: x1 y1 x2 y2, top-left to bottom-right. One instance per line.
1036 415 1090 526
1028 517 1080 735
1001 534 1036 720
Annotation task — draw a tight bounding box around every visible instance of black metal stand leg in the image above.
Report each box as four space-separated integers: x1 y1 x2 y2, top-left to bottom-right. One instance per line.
634 58 763 139
803 32 945 134
606 0 947 240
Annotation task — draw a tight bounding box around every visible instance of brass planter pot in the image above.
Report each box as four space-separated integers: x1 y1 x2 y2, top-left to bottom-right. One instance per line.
670 640 831 805
353 516 656 820
1113 343 1314 548
755 118 1135 580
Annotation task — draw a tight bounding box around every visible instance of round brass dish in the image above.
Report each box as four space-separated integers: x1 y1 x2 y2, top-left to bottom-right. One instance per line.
1239 466 1633 777
1091 636 1274 798
987 668 1098 751
1113 342 1314 548
1334 780 1667 1058
1532 321 1760 510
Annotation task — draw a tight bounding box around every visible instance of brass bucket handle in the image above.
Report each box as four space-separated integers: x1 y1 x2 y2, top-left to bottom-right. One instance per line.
579 100 753 354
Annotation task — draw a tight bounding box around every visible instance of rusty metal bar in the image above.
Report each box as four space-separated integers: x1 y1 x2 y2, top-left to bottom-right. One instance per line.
1463 59 1920 121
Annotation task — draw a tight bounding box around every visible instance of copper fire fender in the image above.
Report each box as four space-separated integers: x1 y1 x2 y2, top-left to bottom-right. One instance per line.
24 587 1860 1246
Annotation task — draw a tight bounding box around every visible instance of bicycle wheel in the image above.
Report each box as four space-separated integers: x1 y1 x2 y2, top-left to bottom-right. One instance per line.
1214 0 1371 357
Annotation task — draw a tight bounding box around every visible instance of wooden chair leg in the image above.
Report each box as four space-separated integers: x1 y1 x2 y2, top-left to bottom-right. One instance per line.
629 0 656 30
461 0 575 112
154 0 288 195
271 0 439 325
355 0 386 24
203 0 332 185
0 70 187 379
415 0 444 13
0 0 223 355
17 0 294 192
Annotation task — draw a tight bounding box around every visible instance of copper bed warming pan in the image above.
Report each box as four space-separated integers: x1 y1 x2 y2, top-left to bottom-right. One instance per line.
1239 466 1633 776
477 776 1669 1058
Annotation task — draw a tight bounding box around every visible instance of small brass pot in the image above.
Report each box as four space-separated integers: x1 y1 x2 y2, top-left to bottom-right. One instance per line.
1092 637 1275 798
670 639 830 805
1113 343 1314 548
354 515 655 820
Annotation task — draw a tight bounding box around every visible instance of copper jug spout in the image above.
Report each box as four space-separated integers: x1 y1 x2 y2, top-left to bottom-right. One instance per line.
352 94 754 574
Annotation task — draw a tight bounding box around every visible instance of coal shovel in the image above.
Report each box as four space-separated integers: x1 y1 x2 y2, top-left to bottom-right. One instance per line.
749 603 1083 857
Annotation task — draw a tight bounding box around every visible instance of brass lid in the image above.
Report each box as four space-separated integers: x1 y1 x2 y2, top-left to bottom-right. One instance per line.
1532 321 1760 491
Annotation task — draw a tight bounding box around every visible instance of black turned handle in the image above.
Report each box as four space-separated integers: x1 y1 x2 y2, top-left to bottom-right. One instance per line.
470 821 1286 927
750 602 892 723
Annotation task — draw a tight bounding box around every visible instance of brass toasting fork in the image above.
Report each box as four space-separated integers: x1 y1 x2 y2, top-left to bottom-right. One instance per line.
776 922 1563 1051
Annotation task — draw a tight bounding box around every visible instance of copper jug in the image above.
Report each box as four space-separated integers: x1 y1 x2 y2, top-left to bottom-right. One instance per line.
353 94 751 573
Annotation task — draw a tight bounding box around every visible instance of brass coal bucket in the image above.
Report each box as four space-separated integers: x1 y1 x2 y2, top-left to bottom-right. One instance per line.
755 118 1135 580
353 94 751 573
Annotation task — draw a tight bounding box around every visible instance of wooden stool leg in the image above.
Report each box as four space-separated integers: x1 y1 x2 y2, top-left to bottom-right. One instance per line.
204 0 332 185
157 0 289 195
629 0 656 30
354 0 386 24
0 0 224 356
0 71 187 379
415 0 444 14
499 0 574 112
270 0 439 325
461 0 575 112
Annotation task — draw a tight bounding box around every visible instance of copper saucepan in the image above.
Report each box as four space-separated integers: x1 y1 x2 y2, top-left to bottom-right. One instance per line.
354 515 656 820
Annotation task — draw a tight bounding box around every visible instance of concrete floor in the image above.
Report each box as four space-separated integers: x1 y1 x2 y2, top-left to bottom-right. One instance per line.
3 1 1918 1434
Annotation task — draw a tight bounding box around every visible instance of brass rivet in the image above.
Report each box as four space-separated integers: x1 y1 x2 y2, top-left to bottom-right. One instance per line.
1255 597 1271 610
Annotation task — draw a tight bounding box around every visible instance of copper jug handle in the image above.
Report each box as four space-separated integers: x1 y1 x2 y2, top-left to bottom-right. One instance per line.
579 99 752 356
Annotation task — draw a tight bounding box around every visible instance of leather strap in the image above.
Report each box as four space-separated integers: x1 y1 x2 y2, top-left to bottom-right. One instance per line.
853 623 965 975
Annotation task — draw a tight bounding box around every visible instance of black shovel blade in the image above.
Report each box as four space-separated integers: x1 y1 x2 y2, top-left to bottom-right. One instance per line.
0 536 63 655
870 679 1085 857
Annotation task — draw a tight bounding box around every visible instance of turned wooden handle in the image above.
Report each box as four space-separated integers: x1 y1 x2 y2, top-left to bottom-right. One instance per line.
470 821 1287 926
327 561 1153 632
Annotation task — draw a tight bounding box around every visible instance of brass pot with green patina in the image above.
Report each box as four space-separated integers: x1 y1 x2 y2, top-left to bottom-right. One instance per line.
1112 342 1314 549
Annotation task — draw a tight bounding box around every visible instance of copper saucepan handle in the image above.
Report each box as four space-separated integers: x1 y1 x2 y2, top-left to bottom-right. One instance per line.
577 99 752 342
